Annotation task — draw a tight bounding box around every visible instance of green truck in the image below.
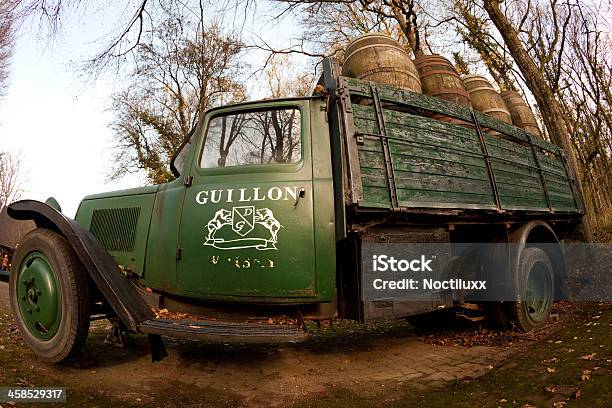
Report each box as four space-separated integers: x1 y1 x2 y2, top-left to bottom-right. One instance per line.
5 58 583 362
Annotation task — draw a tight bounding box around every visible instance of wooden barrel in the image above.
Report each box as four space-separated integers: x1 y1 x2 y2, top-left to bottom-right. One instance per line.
413 55 471 107
463 75 512 124
499 90 541 137
342 33 422 93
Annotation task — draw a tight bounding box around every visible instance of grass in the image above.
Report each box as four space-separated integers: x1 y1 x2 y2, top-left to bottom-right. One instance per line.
294 303 612 408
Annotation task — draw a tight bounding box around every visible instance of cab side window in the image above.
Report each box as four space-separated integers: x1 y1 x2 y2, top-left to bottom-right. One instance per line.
200 108 302 168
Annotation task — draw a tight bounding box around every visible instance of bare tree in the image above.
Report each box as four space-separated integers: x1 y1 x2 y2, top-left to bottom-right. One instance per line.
270 0 432 59
263 55 315 98
0 151 24 211
109 13 247 184
0 1 16 99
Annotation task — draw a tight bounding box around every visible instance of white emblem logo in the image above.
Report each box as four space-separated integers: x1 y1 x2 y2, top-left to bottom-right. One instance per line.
204 206 283 250
232 206 255 236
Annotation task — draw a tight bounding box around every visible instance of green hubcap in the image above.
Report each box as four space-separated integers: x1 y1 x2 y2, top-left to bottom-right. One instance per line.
16 252 61 340
525 261 553 323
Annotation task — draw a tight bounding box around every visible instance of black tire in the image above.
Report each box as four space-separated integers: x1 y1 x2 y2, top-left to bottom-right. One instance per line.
9 229 90 363
506 247 554 332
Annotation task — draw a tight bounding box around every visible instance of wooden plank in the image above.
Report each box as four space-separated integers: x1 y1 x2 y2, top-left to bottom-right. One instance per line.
388 140 486 168
487 144 537 167
344 77 475 122
344 75 562 155
497 183 546 199
360 189 392 208
537 153 568 177
395 173 494 196
495 173 543 190
491 159 541 178
499 196 548 210
473 111 529 142
531 137 561 155
391 154 490 181
397 189 496 207
352 106 482 153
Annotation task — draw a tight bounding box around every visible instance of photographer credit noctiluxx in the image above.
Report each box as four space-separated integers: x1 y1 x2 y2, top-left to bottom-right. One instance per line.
371 254 487 291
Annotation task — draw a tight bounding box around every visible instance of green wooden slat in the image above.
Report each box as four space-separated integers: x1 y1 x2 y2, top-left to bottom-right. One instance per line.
531 136 561 155
397 189 496 207
343 76 579 214
358 136 383 152
473 111 529 142
491 159 541 178
358 150 385 169
487 144 537 167
361 186 391 207
537 153 568 177
360 149 491 182
499 196 548 209
344 76 564 155
344 77 475 122
388 141 486 167
495 174 543 190
353 106 482 152
391 154 490 181
497 183 546 199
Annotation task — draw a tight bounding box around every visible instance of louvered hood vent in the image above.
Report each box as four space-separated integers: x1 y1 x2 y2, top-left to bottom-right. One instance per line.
90 207 141 252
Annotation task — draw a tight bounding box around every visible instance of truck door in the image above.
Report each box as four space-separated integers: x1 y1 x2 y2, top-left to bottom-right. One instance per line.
177 101 317 298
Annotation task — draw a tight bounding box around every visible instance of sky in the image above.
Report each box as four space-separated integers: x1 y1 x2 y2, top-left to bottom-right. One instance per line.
0 2 299 218
0 5 144 217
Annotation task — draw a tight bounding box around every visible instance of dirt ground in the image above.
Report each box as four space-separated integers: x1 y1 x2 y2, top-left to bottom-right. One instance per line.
0 282 607 407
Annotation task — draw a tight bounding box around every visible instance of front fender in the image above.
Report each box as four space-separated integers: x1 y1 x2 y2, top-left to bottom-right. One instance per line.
7 200 153 330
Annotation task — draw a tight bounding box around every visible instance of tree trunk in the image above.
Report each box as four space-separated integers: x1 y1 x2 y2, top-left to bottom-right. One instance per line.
483 0 593 242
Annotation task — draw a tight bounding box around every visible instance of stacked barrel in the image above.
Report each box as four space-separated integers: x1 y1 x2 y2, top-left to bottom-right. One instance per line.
340 33 542 137
413 55 471 108
499 90 542 137
341 34 422 93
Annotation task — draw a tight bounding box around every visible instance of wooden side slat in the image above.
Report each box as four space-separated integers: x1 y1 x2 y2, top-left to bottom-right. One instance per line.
340 76 579 214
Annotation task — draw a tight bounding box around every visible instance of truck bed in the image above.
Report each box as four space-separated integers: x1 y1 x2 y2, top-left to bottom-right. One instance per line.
334 76 582 216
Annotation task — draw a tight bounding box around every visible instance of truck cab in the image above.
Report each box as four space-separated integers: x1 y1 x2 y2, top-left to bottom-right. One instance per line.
76 97 337 305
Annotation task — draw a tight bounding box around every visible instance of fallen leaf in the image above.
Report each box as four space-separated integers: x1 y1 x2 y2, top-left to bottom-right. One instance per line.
545 357 559 363
499 398 507 403
575 390 582 399
547 367 556 373
545 384 559 393
581 353 596 360
581 370 591 381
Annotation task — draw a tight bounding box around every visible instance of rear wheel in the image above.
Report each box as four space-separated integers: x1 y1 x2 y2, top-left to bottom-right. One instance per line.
9 229 90 363
491 247 554 332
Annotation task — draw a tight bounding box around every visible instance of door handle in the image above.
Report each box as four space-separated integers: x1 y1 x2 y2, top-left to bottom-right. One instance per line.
294 188 306 206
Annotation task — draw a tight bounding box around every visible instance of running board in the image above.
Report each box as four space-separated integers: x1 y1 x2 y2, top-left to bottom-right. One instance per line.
139 318 308 344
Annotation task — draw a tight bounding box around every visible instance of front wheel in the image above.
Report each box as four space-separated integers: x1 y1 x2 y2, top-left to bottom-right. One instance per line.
9 229 90 363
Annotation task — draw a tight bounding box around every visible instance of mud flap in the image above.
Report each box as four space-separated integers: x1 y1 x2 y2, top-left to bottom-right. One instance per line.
148 334 168 362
